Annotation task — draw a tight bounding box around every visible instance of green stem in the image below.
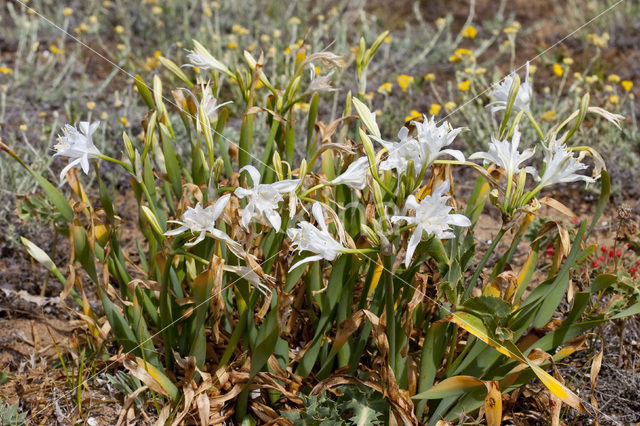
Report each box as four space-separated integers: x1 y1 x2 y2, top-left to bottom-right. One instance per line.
96 154 134 174
463 227 507 300
525 109 545 141
383 256 397 373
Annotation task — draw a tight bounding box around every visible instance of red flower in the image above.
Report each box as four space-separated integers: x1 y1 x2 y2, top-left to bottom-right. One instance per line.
601 246 607 253
591 260 600 268
616 249 622 258
631 266 638 275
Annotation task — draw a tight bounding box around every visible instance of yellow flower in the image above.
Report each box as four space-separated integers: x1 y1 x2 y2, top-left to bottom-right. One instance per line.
424 73 436 82
604 85 613 93
622 80 633 92
503 26 518 35
49 44 65 55
450 48 473 63
0 66 13 74
86 101 96 110
100 112 109 120
377 82 393 94
232 24 249 35
114 25 124 34
396 75 414 92
552 64 564 77
289 16 301 25
461 25 477 39
152 6 162 14
585 75 598 84
540 110 557 122
273 29 281 38
458 79 471 91
562 57 574 66
475 67 487 75
363 91 374 102
444 101 456 111
293 102 310 112
404 110 421 122
63 7 73 16
384 35 392 44
203 4 212 16
573 72 583 82
211 1 221 9
528 64 537 74
260 34 270 44
608 95 619 104
228 41 238 50
120 117 130 127
103 1 112 6
19 124 27 131
89 15 98 25
587 32 609 48
116 43 126 51
435 17 446 30
607 74 621 83
429 103 441 115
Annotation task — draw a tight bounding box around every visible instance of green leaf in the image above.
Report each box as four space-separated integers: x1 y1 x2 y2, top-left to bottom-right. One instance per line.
588 170 609 235
589 273 617 293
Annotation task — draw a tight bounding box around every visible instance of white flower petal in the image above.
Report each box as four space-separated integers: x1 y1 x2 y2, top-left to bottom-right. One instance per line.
239 165 261 187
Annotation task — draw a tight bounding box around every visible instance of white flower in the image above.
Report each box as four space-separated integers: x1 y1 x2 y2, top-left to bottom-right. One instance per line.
189 82 231 132
164 195 234 247
487 62 532 114
412 115 465 166
53 121 102 182
329 157 369 190
469 127 536 179
223 265 273 296
391 181 471 267
538 134 596 188
373 127 423 175
287 203 346 271
185 40 231 76
308 64 336 93
234 165 300 232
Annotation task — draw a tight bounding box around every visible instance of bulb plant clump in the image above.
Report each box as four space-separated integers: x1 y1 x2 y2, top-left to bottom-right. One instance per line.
3 32 639 424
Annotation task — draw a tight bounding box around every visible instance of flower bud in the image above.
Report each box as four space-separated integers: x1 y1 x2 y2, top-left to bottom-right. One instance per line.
273 151 284 181
141 205 164 236
361 223 380 246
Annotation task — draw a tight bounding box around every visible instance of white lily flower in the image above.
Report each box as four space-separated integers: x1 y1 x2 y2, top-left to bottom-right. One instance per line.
234 165 300 232
469 127 536 179
287 203 346 271
165 195 234 247
308 64 336 93
391 181 471 267
194 82 232 132
373 127 423 175
53 121 102 182
487 62 532 114
185 40 232 76
413 115 466 167
538 134 596 188
329 157 369 190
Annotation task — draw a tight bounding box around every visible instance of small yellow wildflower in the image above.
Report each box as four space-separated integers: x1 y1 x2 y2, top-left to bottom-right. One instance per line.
232 24 249 35
384 35 392 44
552 64 564 77
397 75 414 92
49 45 65 55
529 64 537 74
114 25 124 34
458 79 471 91
540 110 557 122
435 17 446 30
587 32 609 48
429 103 441 115
289 16 301 25
151 6 162 14
444 101 456 111
375 109 383 116
203 5 212 17
622 80 633 91
63 7 73 16
19 124 27 131
475 67 487 75
211 1 221 9
260 34 270 44
461 25 477 39
38 112 47 118
120 117 130 127
0 66 13 75
317 14 325 22
100 112 109 120
607 74 621 83
294 102 310 112
503 26 518 35
585 75 598 84
604 85 613 93
609 95 619 104
363 91 374 102
562 57 574 66
404 110 421 122
424 73 436 82
574 72 583 82
273 29 281 38
377 82 393 95
116 43 126 51
86 101 96 110
103 1 112 7
228 41 238 50
450 48 473 63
